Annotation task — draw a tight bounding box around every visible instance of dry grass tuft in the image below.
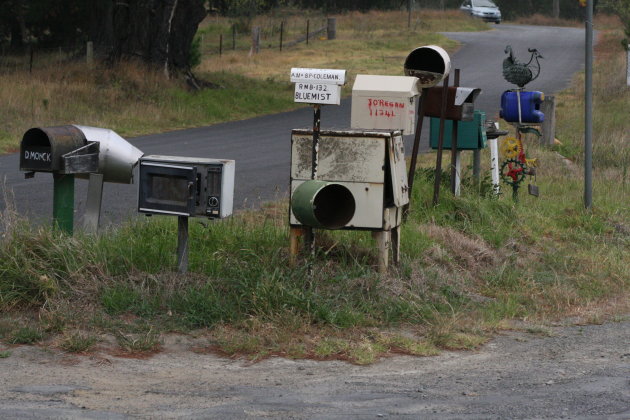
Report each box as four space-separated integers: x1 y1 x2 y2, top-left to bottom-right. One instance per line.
423 224 498 271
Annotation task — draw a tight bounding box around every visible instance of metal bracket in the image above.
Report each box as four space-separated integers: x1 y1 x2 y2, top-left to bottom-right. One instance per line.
62 142 100 174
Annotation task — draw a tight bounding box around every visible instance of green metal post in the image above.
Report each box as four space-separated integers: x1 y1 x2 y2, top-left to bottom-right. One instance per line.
53 173 75 234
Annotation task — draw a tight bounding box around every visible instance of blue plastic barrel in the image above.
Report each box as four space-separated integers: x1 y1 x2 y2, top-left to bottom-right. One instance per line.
500 91 545 124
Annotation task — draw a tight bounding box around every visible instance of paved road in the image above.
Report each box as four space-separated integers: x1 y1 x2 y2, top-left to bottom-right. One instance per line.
0 25 586 227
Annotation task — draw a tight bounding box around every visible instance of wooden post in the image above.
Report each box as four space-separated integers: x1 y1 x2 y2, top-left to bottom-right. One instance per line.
219 34 223 56
289 226 305 266
251 26 260 54
472 149 481 184
327 17 336 40
86 41 94 67
232 24 236 50
280 21 284 51
540 95 556 146
372 231 391 275
306 20 310 45
404 87 429 217
391 226 401 265
432 74 451 206
29 45 34 73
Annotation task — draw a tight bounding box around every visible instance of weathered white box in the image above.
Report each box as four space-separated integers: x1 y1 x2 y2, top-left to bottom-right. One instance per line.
351 75 419 134
290 129 409 230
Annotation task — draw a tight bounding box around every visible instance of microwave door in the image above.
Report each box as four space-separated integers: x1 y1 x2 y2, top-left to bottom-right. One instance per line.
139 163 197 216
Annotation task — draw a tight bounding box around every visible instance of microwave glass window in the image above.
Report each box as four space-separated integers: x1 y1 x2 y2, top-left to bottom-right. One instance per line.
150 175 188 204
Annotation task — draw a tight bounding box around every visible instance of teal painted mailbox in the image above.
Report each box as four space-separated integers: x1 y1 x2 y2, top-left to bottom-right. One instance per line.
430 110 487 150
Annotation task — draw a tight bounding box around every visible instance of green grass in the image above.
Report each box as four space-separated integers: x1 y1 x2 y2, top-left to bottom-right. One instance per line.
59 331 98 353
8 327 44 344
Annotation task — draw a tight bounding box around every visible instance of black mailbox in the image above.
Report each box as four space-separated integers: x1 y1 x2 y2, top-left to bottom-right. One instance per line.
424 86 481 122
20 125 87 173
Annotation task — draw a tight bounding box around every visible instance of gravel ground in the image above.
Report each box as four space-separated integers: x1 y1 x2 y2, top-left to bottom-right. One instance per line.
1 319 628 419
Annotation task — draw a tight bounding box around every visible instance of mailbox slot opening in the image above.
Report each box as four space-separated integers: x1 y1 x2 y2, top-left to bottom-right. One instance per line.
404 46 451 88
405 49 445 75
314 184 356 229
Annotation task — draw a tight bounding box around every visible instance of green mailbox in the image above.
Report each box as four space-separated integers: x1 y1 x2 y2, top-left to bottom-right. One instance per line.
430 110 487 150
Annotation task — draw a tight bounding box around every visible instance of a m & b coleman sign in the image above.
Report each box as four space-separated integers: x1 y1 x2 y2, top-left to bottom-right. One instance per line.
290 68 346 105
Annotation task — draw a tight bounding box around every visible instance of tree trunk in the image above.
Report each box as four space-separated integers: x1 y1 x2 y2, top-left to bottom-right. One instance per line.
553 0 560 19
92 0 206 77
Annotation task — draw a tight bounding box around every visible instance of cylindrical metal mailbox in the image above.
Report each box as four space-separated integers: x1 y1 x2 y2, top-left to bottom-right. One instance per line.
291 180 356 229
20 125 87 173
404 45 451 88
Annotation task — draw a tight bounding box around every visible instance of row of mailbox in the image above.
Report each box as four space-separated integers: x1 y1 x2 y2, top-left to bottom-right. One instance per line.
20 125 234 220
18 45 536 232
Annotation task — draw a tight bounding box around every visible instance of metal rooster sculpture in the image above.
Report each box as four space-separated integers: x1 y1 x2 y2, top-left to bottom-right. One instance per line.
502 46 543 88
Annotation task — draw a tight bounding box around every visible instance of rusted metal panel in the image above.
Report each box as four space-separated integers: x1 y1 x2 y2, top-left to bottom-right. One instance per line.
291 132 385 183
387 134 409 207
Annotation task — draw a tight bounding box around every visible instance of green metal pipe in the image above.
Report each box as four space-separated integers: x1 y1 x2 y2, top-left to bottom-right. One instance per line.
53 173 74 234
291 180 355 230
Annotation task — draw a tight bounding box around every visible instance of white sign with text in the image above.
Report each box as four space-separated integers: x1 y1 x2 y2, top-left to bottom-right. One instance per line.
293 82 342 105
290 68 346 105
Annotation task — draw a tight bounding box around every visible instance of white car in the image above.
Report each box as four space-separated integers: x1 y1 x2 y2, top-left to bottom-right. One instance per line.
460 0 502 24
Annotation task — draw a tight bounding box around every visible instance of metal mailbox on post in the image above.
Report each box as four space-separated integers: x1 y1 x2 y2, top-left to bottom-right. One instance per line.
424 86 481 122
19 125 143 234
137 155 235 274
430 110 487 150
138 155 234 219
289 129 409 273
350 75 419 134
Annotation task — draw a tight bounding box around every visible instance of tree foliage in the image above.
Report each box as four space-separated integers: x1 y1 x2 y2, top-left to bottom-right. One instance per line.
600 0 630 49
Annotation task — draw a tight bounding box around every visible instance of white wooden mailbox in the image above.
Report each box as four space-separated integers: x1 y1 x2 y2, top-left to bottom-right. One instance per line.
289 129 409 272
351 75 420 134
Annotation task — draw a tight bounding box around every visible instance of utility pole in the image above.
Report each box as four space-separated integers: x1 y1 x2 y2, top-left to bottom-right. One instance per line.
407 0 411 29
584 0 593 209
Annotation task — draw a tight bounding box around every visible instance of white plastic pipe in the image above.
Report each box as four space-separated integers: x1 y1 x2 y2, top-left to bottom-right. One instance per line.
489 138 500 196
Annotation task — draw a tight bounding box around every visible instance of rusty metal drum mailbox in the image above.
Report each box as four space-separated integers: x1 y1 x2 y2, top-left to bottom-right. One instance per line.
20 125 89 173
350 75 420 134
138 155 235 219
290 129 408 231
